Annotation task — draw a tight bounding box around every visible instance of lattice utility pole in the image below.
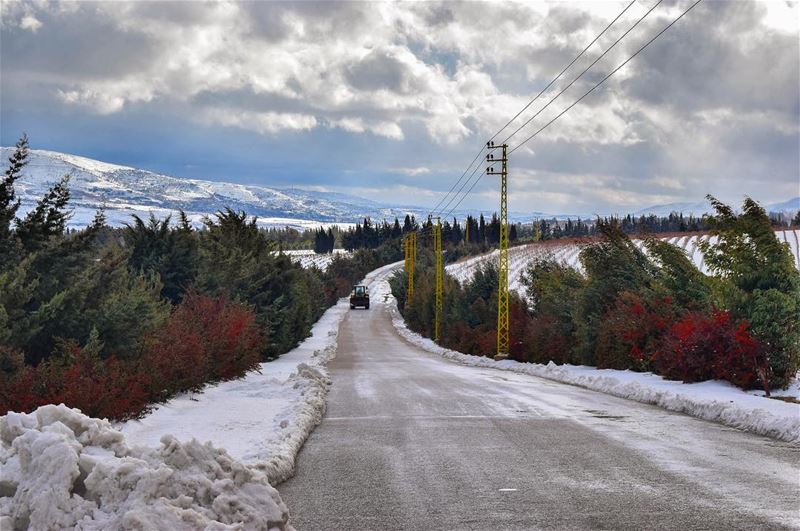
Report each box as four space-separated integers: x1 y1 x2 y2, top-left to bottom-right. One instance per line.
405 232 416 303
404 234 409 269
433 217 443 342
409 231 416 302
487 142 509 360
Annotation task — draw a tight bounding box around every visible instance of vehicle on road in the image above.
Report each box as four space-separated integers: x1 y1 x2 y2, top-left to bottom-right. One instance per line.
349 285 369 309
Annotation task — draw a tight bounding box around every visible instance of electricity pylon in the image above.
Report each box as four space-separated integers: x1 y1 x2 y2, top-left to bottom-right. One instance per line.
405 232 416 303
487 142 509 360
433 217 443 342
410 231 416 302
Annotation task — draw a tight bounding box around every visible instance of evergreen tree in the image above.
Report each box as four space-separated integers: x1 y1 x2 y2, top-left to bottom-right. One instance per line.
124 213 198 303
15 175 72 252
574 220 656 364
0 134 28 241
701 196 800 387
326 227 335 251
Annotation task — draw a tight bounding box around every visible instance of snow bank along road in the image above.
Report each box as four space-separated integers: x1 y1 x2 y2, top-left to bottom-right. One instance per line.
279 267 800 530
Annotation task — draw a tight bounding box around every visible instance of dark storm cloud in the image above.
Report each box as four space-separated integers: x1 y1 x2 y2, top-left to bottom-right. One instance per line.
0 5 158 80
345 50 411 93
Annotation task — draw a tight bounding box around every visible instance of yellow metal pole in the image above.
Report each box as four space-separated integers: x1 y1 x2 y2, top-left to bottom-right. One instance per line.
487 142 509 360
404 234 409 271
434 218 442 342
409 232 415 303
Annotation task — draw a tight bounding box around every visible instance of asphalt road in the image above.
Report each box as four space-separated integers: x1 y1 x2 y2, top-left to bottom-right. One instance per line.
279 269 800 530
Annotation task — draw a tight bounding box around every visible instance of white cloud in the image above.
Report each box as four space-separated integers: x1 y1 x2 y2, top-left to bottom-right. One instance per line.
202 109 317 135
19 14 41 32
390 167 431 177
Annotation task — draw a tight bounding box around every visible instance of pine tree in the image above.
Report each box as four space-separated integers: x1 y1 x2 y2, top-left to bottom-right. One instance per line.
0 134 29 267
15 175 72 251
1 133 28 232
326 227 335 252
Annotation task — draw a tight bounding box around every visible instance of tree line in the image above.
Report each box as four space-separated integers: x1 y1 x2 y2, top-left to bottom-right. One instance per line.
392 196 799 393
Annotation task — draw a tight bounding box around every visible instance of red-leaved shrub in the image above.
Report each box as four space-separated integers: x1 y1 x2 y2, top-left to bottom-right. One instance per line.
144 292 265 398
0 292 265 420
595 292 677 370
522 314 573 365
653 311 768 390
0 344 151 420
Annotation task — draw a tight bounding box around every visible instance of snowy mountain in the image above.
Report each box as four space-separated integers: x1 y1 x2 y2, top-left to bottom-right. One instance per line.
768 197 800 214
634 197 799 218
1 148 429 230
633 201 713 217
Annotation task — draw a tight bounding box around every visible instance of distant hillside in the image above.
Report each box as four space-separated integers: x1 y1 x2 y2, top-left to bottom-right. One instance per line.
0 147 426 230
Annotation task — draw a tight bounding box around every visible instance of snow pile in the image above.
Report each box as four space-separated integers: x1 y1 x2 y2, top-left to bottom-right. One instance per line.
119 303 346 488
380 279 800 445
0 404 292 530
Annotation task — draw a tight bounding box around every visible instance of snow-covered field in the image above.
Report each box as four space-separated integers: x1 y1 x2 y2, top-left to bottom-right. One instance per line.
281 249 350 270
446 229 800 295
1 261 401 530
380 278 800 445
447 239 585 294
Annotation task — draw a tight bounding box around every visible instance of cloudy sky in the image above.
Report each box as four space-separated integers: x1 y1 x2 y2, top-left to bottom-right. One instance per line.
1 0 798 215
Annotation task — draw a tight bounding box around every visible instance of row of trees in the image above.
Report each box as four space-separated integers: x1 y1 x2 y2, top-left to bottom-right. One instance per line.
337 208 799 255
313 227 336 253
392 197 799 392
0 135 402 419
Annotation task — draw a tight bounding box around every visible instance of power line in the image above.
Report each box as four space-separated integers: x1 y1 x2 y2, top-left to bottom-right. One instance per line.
489 0 636 143
501 0 662 145
510 0 703 154
442 168 488 220
443 0 702 213
428 146 486 215
434 158 485 217
427 0 636 220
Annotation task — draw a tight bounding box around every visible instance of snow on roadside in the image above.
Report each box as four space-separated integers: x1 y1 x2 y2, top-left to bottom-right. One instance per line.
120 260 403 485
377 279 800 445
0 404 291 530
